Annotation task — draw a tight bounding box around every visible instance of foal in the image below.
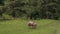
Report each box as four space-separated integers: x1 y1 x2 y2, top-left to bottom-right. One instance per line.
28 21 37 29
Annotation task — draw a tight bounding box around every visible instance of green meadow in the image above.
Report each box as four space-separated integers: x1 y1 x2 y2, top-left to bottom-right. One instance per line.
0 19 60 34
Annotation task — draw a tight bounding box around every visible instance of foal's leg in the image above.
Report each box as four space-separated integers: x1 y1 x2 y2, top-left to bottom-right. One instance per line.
32 26 36 29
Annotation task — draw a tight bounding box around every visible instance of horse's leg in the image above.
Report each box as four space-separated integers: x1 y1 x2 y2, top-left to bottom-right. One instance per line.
32 25 37 29
32 26 35 29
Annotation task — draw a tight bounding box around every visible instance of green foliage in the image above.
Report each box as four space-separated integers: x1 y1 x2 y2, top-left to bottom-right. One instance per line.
0 0 60 20
0 0 4 5
41 0 60 19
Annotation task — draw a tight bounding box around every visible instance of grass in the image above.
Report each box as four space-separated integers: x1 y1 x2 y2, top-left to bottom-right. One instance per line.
0 19 60 34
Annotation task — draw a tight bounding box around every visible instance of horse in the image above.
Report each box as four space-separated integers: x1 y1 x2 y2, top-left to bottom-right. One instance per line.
28 21 37 29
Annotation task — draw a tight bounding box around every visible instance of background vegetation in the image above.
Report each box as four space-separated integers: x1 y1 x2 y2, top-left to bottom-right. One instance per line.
0 0 60 20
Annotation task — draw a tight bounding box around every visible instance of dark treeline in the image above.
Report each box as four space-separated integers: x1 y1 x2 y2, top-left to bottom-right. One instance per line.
0 0 60 20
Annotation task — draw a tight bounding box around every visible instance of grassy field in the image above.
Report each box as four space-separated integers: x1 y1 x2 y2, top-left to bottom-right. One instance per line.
0 19 60 34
